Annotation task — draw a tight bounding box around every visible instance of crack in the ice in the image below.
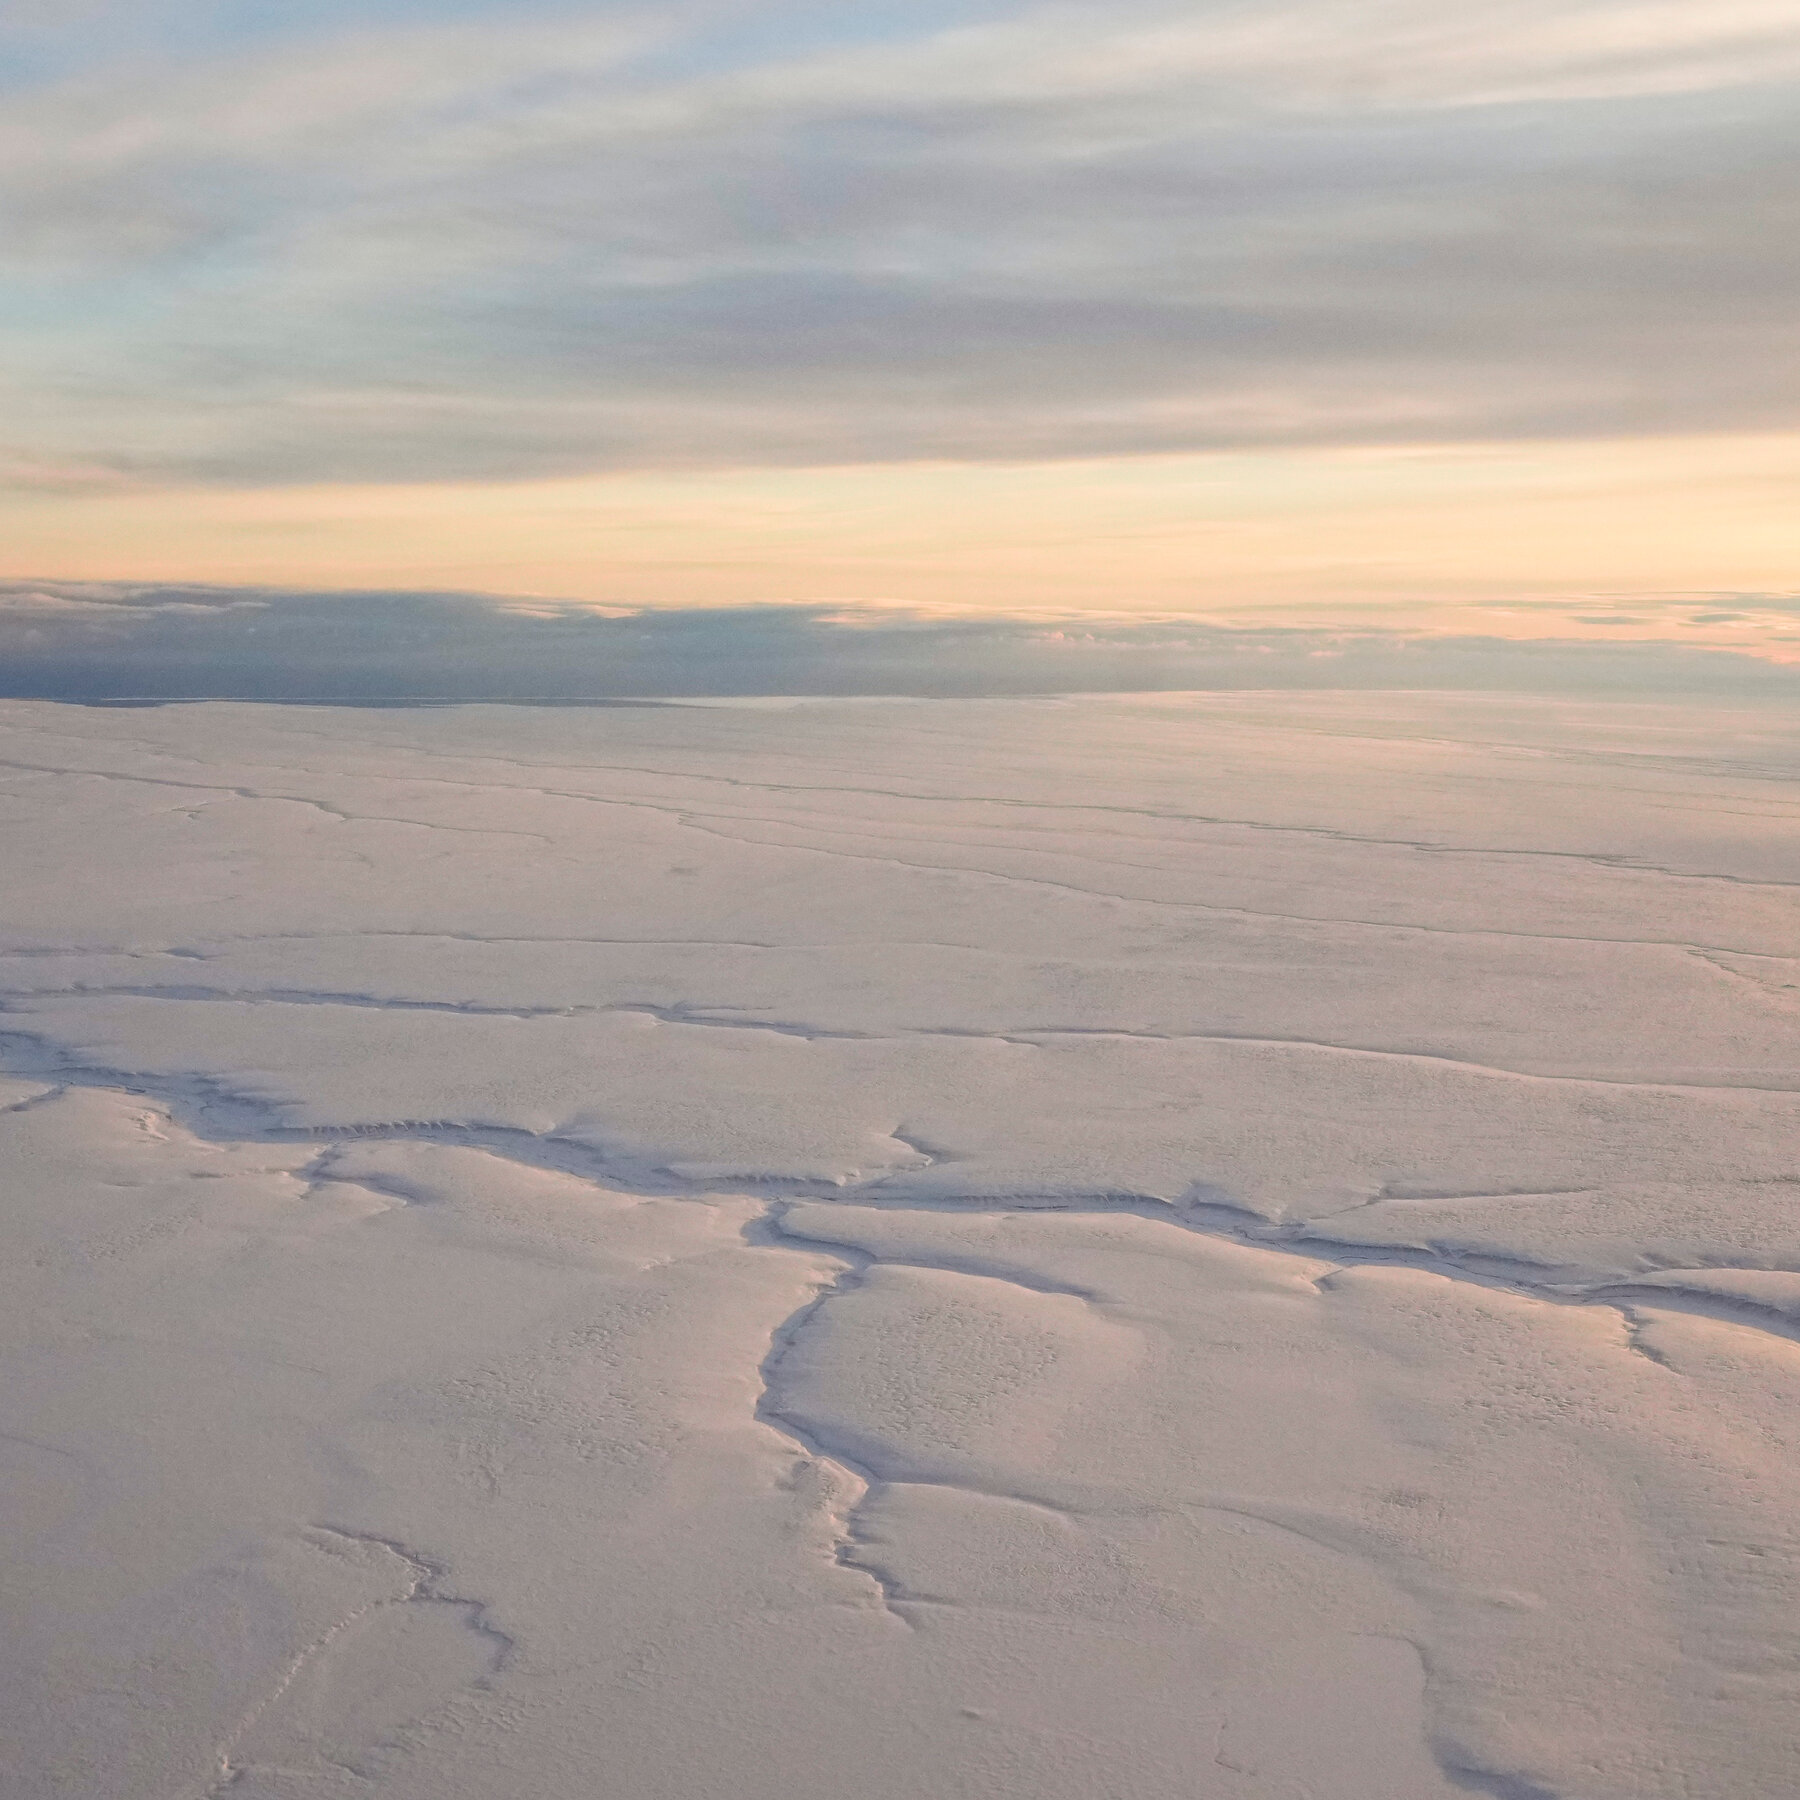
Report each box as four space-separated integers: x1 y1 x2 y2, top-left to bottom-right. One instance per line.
591 779 1800 893
748 1200 1101 1627
0 755 555 844
0 932 788 960
747 1205 914 1628
0 1080 60 1114
6 1028 1799 1337
1613 1307 1679 1370
1688 947 1800 1004
8 744 1798 958
1574 1282 1800 1348
5 1036 1788 1800
82 732 1784 894
767 1203 1105 1304
648 808 1800 942
200 1526 511 1798
6 1030 1800 1372
5 987 1794 1094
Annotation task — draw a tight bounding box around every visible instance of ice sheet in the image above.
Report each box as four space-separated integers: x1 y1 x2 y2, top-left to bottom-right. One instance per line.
2 691 1797 1798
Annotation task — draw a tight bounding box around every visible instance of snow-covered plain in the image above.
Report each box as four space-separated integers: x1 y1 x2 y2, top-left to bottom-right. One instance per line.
2 689 1798 1799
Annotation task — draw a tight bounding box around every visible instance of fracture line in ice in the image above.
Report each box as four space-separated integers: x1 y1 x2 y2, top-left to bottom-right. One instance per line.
6 1028 1799 1351
748 1200 1104 1627
6 984 1795 1091
200 1528 511 1799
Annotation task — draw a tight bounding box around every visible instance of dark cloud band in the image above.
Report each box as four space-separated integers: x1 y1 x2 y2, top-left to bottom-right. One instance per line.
3 584 1795 700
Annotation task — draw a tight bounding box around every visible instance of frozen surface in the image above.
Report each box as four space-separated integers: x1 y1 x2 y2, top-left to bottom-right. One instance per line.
1 690 1798 1798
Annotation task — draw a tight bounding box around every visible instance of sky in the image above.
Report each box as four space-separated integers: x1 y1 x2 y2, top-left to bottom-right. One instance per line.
2 0 1798 673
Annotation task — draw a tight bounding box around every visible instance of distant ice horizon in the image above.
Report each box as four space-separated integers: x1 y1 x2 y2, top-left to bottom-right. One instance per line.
5 580 1799 704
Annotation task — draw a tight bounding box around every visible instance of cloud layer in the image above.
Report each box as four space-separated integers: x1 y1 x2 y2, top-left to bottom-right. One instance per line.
3 0 1798 488
4 583 1796 700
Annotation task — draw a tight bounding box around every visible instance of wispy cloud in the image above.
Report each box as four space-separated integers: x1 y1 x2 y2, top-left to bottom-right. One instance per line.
2 1 1797 489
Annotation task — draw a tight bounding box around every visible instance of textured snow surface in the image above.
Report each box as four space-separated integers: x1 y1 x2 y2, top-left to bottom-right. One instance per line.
2 689 1798 1799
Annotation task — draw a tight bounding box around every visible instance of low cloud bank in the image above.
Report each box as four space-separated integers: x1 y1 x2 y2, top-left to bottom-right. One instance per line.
2 583 1796 702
